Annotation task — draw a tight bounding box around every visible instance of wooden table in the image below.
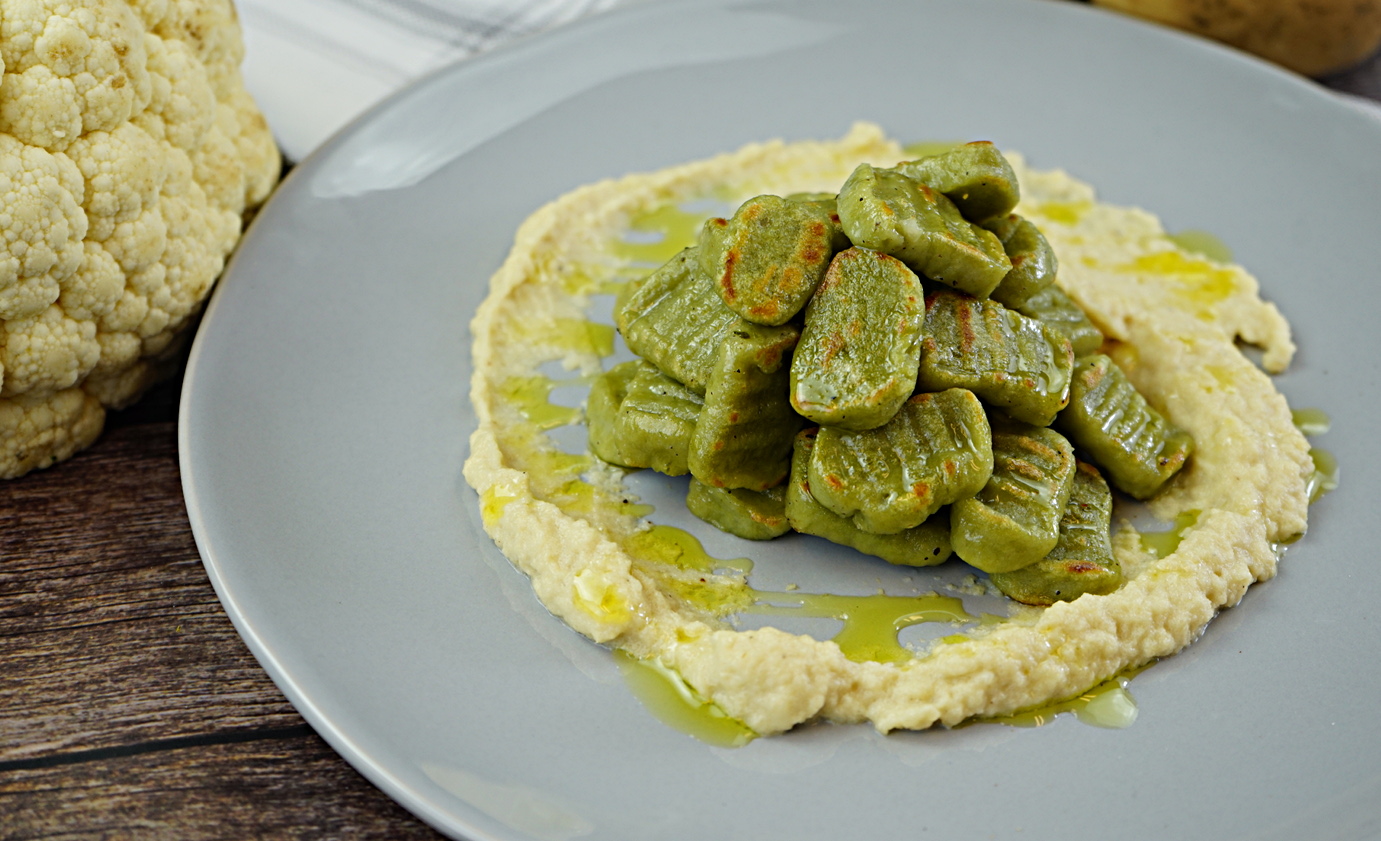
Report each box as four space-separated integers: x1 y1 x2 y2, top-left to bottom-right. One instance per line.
3 51 1378 841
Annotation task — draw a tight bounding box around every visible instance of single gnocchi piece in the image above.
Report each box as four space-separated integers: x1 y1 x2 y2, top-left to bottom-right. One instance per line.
808 389 993 535
983 214 1059 308
615 247 744 394
688 323 803 491
687 479 791 541
990 461 1122 605
837 163 1011 298
785 429 952 566
894 141 1021 224
917 289 1074 427
587 360 702 475
698 195 835 326
1015 284 1106 357
790 247 926 431
1055 354 1194 499
950 421 1078 574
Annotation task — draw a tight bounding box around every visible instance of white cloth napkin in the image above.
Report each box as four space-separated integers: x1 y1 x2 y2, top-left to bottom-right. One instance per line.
237 0 626 161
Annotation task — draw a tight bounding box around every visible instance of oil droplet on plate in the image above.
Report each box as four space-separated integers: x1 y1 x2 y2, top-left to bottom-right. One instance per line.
1139 509 1201 559
1292 407 1331 437
1167 229 1233 263
979 666 1147 729
499 375 583 430
516 317 616 357
622 524 753 576
612 203 712 266
1307 447 1338 503
615 650 757 747
748 590 972 664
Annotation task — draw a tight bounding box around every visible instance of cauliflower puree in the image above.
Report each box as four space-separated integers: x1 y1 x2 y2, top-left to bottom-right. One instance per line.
463 123 1311 736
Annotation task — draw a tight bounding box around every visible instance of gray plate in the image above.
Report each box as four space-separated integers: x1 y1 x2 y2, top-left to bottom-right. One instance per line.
180 1 1380 839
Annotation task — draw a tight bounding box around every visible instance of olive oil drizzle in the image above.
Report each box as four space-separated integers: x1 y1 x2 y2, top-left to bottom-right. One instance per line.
1307 448 1338 503
1167 229 1233 263
554 259 639 296
612 203 711 266
1138 509 1201 559
553 479 655 521
1292 408 1337 504
614 651 758 747
505 425 589 481
479 484 523 527
514 317 616 358
1291 407 1331 436
622 523 753 576
499 375 585 430
978 663 1150 729
1032 200 1092 226
1119 251 1239 310
615 525 974 666
748 590 972 664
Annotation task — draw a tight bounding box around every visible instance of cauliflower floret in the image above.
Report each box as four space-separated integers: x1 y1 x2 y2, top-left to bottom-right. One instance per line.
66 122 170 242
155 0 243 99
192 101 246 216
83 323 185 408
0 0 153 149
0 64 83 150
58 240 124 320
137 32 214 153
0 386 103 476
1 303 100 396
224 87 277 210
141 182 223 343
0 133 87 320
126 0 171 30
0 0 280 478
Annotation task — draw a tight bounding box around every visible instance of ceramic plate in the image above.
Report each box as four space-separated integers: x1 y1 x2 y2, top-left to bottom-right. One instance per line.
181 1 1381 838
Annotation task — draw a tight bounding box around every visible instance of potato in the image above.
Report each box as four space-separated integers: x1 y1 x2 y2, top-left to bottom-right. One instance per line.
1093 0 1381 76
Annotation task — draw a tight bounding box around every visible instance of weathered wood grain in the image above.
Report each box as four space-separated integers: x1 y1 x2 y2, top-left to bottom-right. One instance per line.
0 421 300 762
0 731 446 840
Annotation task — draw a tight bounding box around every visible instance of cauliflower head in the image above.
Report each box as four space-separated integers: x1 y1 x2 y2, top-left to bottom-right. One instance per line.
0 0 279 477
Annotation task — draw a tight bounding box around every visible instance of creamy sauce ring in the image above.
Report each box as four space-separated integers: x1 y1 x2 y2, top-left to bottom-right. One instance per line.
463 123 1311 737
